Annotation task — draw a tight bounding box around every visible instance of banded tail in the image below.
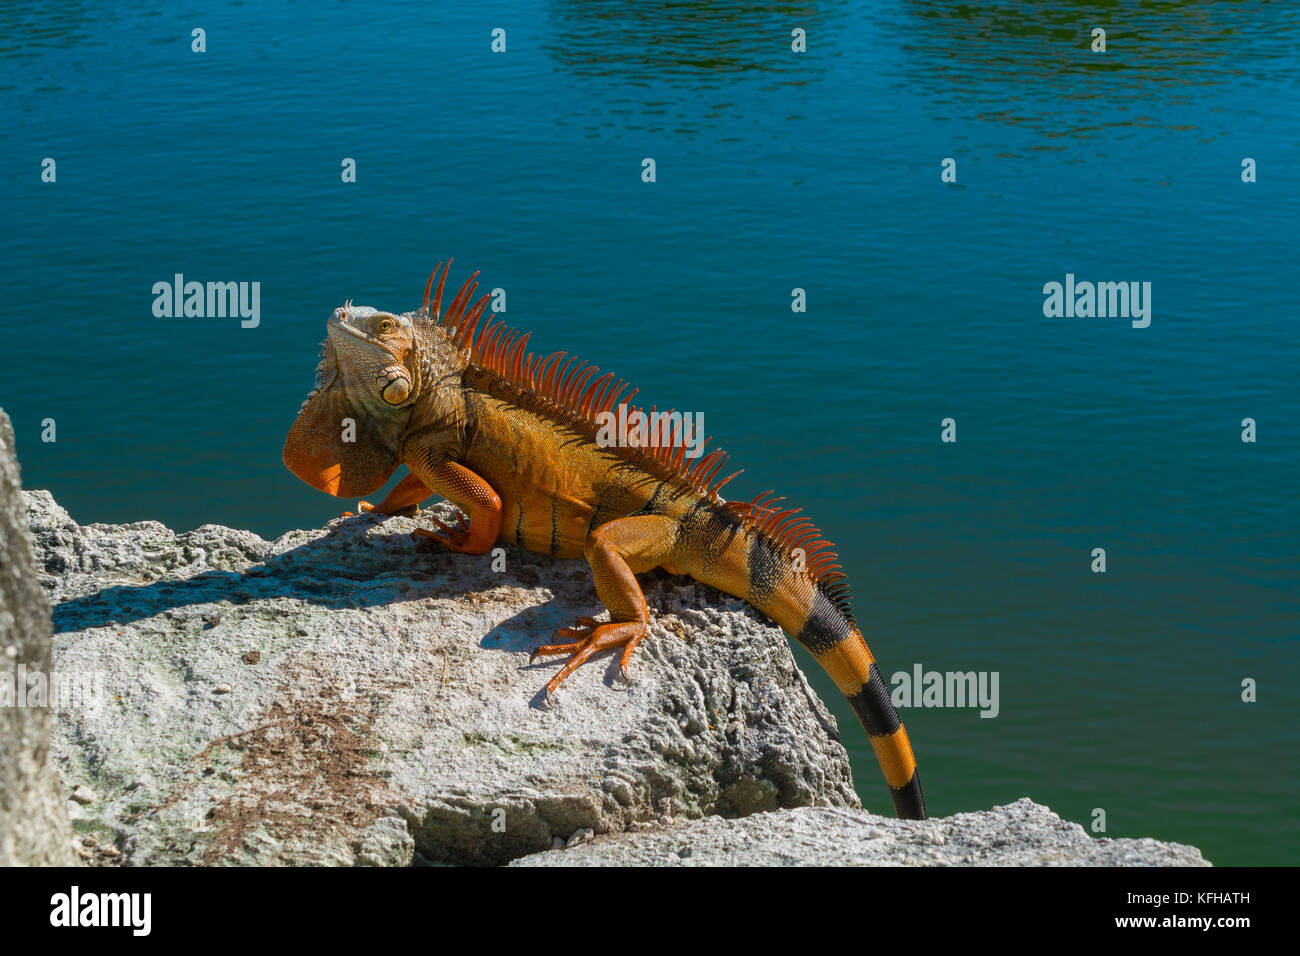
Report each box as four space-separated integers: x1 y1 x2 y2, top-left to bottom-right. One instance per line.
685 495 927 819
792 597 926 819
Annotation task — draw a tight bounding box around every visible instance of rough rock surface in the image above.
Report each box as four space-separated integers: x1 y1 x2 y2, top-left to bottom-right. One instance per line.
21 485 1212 868
27 490 859 866
511 798 1210 866
0 410 74 865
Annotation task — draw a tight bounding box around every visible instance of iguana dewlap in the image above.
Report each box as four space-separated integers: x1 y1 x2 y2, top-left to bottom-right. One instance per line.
283 262 926 819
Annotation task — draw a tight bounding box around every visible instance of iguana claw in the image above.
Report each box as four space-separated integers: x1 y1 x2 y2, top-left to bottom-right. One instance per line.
412 511 472 551
531 618 647 694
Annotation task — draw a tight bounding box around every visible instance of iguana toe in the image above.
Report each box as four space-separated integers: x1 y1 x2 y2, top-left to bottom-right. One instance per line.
532 619 647 694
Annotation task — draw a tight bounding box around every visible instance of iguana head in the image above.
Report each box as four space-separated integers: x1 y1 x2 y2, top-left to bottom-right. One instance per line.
327 303 424 409
283 262 486 498
282 302 426 497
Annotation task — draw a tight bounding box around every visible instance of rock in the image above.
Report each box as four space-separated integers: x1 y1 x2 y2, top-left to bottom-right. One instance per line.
28 489 859 866
71 785 97 805
565 827 595 848
511 799 1211 866
355 815 415 867
0 409 75 865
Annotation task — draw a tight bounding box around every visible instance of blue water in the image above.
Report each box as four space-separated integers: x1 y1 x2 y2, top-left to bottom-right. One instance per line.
3 1 1296 865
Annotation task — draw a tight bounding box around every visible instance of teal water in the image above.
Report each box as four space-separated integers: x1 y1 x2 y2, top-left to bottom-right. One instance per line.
3 1 1296 865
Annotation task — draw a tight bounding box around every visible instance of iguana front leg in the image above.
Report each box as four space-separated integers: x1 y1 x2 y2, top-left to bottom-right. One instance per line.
355 472 434 516
406 458 502 554
531 514 678 694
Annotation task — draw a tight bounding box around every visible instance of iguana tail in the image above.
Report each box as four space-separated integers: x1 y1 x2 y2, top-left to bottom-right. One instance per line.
682 493 927 819
783 595 926 819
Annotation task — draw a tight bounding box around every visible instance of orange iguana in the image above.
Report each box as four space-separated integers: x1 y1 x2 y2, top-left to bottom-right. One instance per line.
283 262 926 819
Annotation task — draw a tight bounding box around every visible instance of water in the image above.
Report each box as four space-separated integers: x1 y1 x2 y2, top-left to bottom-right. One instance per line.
2 1 1296 865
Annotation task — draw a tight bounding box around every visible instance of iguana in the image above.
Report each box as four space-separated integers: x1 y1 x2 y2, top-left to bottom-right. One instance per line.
283 262 927 819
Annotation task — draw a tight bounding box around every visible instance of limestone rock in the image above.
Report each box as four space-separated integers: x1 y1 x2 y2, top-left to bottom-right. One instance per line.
511 799 1212 867
28 490 858 865
0 409 74 865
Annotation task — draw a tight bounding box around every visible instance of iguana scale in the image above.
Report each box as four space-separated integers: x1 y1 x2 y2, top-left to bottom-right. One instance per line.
282 262 927 819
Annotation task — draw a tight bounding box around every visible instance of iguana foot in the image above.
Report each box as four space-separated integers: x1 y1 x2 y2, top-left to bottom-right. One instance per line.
531 618 647 694
412 510 472 551
346 500 420 518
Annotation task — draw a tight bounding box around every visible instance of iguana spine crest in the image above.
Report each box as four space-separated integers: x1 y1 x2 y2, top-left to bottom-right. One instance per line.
418 260 855 621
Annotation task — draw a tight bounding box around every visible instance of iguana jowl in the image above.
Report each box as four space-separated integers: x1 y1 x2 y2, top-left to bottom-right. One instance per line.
283 262 927 819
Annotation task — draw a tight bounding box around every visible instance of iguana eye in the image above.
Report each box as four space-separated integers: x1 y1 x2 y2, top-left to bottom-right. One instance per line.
376 318 397 335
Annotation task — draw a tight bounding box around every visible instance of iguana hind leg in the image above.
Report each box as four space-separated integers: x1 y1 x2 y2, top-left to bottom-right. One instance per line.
531 514 678 694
